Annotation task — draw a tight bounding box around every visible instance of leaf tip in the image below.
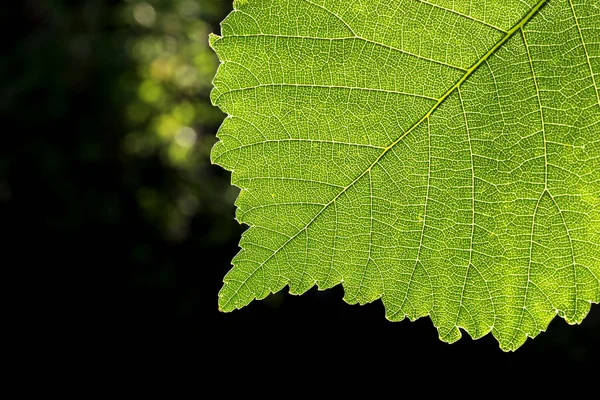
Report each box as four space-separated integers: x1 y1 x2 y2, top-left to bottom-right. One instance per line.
439 326 463 345
233 0 249 9
217 292 234 313
208 33 221 49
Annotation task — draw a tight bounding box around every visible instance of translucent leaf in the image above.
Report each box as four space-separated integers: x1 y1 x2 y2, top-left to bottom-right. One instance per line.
210 0 600 351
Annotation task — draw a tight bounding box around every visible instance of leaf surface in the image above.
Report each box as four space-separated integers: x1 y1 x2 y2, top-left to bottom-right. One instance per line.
210 0 600 350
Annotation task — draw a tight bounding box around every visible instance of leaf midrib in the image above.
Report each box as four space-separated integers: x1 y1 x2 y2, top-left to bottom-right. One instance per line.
221 0 549 309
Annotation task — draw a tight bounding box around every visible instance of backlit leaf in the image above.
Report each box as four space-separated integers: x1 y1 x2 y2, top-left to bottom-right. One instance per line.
210 0 600 351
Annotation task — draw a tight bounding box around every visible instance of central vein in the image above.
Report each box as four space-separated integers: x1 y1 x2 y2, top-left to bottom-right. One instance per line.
316 0 549 247
356 0 549 183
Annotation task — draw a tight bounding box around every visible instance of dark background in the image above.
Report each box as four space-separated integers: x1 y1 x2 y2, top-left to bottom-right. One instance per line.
6 0 597 369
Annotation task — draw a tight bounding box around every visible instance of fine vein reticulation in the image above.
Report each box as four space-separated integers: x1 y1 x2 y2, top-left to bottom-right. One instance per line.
210 0 600 351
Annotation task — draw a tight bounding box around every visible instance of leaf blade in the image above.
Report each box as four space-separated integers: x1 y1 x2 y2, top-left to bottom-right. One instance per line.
211 0 600 351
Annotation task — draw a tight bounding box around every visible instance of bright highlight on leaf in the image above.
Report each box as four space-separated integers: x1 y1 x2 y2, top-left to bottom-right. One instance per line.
210 0 600 351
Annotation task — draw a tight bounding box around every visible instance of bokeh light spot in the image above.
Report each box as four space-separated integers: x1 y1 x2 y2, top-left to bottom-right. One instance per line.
134 2 157 28
175 127 197 148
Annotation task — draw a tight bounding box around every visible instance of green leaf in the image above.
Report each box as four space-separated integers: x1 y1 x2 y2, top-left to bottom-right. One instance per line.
210 0 600 351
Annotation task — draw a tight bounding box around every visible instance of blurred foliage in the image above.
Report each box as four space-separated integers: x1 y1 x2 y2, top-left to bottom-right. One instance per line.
3 0 239 315
119 0 238 242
